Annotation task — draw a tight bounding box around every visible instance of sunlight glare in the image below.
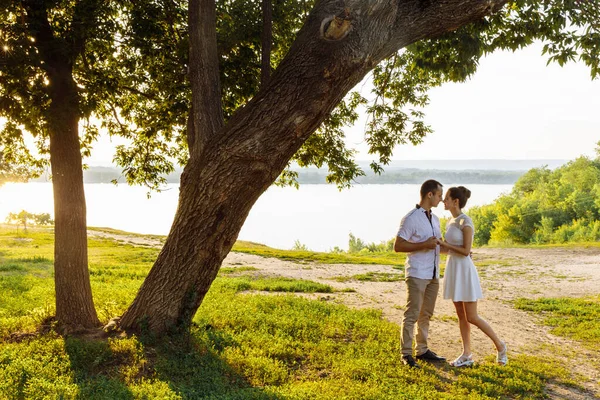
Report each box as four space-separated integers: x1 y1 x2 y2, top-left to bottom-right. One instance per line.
0 183 54 223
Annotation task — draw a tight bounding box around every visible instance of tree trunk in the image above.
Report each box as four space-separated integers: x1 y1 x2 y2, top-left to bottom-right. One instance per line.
121 0 507 335
120 155 274 334
21 0 100 332
48 67 100 332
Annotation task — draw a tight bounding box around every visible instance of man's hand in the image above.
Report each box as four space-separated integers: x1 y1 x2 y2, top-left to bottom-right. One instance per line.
423 236 438 250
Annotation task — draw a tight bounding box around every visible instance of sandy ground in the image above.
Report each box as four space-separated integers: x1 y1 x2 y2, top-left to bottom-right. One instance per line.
90 230 600 398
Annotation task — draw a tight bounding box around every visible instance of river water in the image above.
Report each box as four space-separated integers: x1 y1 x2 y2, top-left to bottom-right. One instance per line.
0 182 512 251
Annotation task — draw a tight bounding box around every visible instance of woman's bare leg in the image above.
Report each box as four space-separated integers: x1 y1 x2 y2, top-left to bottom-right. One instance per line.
453 301 472 355
463 301 503 350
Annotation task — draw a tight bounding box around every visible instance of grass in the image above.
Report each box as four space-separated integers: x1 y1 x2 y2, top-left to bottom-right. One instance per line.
334 272 403 283
433 314 459 323
219 276 335 293
232 241 406 267
0 227 590 399
514 296 600 351
219 266 260 274
482 241 600 249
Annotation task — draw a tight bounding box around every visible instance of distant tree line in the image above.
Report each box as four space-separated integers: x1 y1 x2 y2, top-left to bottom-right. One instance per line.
296 169 523 185
470 146 600 245
32 167 524 185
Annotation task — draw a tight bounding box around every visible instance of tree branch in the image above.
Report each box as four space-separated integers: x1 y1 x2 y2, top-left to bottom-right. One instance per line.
260 0 273 88
188 0 223 160
21 0 64 74
68 0 102 62
109 102 129 136
121 85 154 100
380 0 507 61
208 0 508 179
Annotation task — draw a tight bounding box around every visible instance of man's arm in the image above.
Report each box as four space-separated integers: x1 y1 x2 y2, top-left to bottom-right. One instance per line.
394 236 438 253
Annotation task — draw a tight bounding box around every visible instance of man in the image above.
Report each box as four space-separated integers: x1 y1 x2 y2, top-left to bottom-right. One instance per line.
394 179 445 368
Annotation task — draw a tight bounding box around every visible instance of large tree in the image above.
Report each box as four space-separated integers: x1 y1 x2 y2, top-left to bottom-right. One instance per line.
118 0 599 335
0 0 121 331
118 0 513 334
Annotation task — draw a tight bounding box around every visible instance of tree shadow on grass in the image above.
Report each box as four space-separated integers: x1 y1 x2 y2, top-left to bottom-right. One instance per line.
64 337 137 399
143 328 284 400
63 328 284 400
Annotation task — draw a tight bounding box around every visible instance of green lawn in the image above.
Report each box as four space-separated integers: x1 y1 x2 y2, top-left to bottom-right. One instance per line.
0 227 587 399
333 271 403 283
515 296 600 351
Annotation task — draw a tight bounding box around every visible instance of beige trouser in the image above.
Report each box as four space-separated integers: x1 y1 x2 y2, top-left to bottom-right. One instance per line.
401 277 440 356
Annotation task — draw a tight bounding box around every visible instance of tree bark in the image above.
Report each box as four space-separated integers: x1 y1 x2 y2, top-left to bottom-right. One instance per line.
23 1 100 331
121 0 507 335
48 68 100 332
187 0 223 159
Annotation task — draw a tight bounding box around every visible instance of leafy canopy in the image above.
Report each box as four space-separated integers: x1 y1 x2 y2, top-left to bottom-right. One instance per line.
1 0 598 189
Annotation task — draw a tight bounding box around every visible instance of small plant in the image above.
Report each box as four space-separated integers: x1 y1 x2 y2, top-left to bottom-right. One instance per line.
292 240 309 251
348 233 394 253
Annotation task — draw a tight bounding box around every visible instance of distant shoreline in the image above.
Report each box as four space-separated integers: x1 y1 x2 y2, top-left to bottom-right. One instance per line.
30 159 566 185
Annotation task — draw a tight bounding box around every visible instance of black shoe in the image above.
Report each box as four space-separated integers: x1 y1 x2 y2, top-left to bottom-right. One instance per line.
416 349 446 362
402 355 420 368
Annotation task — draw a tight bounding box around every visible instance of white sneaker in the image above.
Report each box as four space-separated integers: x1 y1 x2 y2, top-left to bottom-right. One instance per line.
450 354 474 367
497 342 508 366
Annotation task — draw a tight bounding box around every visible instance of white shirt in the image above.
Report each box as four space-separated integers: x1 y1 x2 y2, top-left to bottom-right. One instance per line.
397 206 442 279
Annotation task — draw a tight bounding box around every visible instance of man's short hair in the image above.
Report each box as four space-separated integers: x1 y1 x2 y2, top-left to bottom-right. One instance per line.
420 179 443 199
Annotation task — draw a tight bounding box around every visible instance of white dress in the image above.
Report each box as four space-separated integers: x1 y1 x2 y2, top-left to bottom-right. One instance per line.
443 214 483 302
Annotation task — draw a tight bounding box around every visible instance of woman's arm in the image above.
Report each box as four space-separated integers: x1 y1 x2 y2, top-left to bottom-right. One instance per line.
439 226 473 256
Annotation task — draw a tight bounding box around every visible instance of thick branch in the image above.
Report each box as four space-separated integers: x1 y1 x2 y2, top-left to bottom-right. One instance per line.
21 0 67 75
188 0 223 159
261 0 273 88
213 0 508 177
380 0 507 60
68 0 103 62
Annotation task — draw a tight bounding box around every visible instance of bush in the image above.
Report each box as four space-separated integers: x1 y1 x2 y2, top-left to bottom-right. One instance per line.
348 233 394 253
470 152 600 245
5 210 54 231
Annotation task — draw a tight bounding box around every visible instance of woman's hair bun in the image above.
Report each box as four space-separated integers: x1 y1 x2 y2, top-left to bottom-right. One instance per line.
459 186 471 199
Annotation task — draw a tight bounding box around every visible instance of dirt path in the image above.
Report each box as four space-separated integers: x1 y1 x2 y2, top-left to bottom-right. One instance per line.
91 230 600 398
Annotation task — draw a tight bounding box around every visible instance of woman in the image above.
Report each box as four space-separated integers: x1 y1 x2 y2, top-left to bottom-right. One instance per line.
439 186 508 367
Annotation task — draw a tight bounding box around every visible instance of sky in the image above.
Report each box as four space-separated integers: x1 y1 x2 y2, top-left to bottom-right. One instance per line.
343 42 600 162
63 42 600 166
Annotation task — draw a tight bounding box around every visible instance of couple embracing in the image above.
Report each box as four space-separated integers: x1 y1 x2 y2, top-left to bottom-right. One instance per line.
394 179 508 369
